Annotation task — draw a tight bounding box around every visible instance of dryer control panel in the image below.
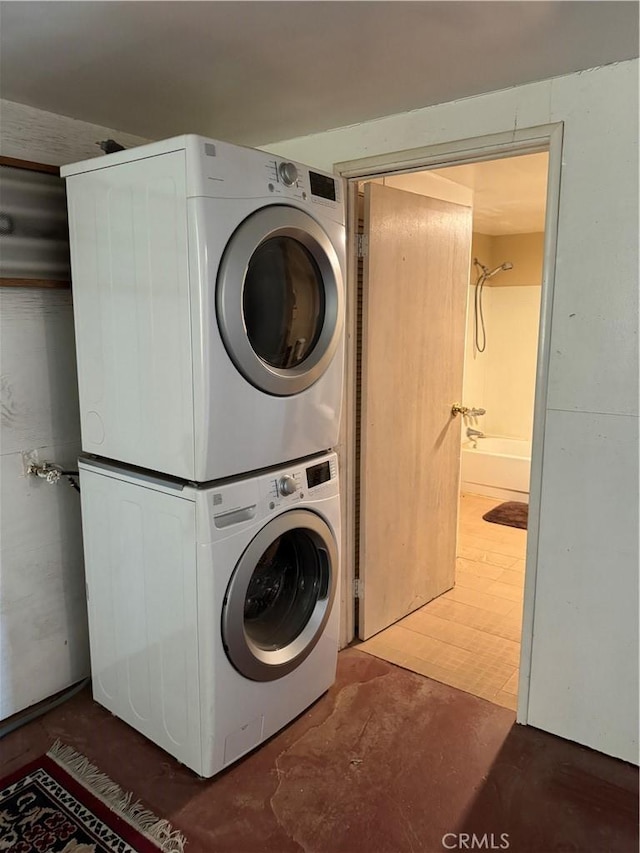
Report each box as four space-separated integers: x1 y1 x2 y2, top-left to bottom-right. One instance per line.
62 135 346 228
263 158 341 210
185 136 344 223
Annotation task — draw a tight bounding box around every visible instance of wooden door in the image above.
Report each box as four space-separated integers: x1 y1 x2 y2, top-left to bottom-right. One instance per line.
358 182 472 639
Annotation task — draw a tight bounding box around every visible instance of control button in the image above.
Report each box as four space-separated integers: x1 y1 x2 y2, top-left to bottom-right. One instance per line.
278 475 298 496
279 162 298 186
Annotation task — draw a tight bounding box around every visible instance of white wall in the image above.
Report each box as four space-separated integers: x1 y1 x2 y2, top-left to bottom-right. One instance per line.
464 284 542 441
462 234 493 418
462 283 490 421
463 232 544 440
0 100 150 719
0 290 87 718
264 60 640 764
482 286 541 440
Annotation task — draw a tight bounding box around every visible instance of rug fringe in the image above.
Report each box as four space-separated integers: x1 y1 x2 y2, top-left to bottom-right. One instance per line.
47 740 187 852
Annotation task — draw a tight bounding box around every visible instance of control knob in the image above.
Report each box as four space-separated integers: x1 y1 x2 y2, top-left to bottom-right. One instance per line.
279 161 298 187
278 475 298 496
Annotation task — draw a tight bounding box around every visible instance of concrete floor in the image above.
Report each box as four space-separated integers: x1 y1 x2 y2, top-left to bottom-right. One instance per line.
1 649 637 853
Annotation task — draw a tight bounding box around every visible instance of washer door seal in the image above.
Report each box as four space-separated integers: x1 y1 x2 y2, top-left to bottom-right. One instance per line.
222 509 338 681
216 206 343 396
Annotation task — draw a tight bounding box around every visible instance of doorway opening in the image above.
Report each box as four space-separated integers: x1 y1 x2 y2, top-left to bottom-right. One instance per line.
352 150 551 712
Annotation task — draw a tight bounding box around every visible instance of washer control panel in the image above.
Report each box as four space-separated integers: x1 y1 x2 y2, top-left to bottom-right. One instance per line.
266 455 338 511
305 458 336 490
268 470 304 509
278 474 299 496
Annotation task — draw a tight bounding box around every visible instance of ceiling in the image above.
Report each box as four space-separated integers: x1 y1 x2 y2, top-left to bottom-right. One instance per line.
1 2 638 147
433 152 550 235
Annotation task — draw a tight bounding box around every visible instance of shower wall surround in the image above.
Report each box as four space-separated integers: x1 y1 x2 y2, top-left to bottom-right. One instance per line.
462 232 543 442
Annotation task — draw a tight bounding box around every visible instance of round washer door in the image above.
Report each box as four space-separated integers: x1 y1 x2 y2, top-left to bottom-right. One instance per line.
216 206 343 396
222 509 338 682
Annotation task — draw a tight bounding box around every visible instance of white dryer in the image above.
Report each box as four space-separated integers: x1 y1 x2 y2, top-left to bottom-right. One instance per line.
62 136 345 481
78 451 340 778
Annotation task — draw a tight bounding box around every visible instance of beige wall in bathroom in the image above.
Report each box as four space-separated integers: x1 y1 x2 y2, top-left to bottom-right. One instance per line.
470 232 493 273
472 231 544 286
490 232 545 286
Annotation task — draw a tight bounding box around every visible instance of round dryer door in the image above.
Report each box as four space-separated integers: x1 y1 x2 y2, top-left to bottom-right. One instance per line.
222 509 338 681
216 206 343 396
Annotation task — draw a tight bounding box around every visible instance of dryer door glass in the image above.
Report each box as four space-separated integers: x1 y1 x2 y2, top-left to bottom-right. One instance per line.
243 237 325 369
222 509 338 681
217 206 344 396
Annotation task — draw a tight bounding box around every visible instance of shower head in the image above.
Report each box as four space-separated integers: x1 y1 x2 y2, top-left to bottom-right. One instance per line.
485 262 513 279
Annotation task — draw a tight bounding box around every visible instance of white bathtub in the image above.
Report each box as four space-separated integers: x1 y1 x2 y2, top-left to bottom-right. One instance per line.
460 436 531 502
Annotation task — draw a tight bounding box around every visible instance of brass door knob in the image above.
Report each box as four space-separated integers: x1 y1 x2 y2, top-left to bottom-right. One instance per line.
451 403 469 417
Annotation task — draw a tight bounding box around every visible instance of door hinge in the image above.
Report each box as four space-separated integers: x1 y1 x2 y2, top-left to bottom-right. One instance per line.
357 233 368 258
353 578 362 598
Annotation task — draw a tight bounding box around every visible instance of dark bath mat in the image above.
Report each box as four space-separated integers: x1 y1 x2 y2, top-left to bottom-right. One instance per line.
482 501 528 530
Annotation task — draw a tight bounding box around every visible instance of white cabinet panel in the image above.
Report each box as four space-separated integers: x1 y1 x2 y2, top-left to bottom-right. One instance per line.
80 468 201 771
66 151 194 477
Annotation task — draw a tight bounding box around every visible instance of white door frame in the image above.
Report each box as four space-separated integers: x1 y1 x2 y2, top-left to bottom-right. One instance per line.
334 122 564 726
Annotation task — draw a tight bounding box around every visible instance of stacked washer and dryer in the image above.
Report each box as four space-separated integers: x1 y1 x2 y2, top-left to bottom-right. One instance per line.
62 136 345 777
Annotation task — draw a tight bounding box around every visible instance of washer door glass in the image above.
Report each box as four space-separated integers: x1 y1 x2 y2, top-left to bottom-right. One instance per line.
217 206 343 396
222 510 338 681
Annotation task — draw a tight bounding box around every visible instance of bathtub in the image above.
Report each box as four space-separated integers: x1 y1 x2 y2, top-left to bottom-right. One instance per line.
460 436 531 502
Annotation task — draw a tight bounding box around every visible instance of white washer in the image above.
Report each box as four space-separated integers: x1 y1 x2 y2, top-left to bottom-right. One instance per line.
78 451 340 778
62 136 345 481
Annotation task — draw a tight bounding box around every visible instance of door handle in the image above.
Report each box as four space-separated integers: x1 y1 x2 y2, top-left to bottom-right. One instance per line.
451 403 469 417
451 403 486 418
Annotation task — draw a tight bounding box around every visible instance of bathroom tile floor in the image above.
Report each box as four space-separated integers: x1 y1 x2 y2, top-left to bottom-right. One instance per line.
357 492 526 710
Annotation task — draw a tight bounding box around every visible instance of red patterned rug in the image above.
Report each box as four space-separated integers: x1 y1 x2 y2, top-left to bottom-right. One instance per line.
0 741 186 852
